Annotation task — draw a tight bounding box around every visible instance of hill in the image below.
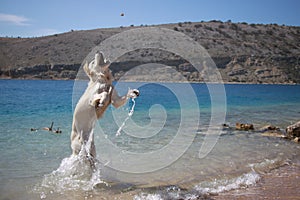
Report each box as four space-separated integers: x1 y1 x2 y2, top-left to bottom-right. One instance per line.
0 20 299 83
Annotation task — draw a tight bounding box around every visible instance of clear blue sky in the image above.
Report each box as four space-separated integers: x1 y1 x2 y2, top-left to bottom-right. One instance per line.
0 0 299 37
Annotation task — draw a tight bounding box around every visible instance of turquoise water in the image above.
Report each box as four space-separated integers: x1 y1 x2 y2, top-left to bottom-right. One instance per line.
0 80 300 200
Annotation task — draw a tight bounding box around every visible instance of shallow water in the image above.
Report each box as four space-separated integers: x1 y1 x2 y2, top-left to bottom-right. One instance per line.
0 80 299 200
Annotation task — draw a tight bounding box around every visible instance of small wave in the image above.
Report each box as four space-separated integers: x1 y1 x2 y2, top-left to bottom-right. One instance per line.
194 171 260 195
134 185 208 200
134 193 164 200
249 158 290 174
134 171 260 200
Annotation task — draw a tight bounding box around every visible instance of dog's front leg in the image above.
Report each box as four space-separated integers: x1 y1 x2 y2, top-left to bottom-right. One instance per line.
111 88 139 108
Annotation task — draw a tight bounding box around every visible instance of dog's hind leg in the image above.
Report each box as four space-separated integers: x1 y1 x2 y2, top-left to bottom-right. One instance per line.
71 129 83 156
86 130 96 158
83 130 96 170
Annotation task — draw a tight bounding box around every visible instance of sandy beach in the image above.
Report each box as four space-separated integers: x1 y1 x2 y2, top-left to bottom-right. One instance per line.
214 163 300 200
105 163 300 200
77 163 300 200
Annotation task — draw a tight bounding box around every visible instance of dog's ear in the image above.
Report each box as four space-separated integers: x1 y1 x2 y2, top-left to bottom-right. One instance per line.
83 61 95 82
83 61 90 75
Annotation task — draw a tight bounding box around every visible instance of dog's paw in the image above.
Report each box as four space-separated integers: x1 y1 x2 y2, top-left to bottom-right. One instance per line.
127 89 140 99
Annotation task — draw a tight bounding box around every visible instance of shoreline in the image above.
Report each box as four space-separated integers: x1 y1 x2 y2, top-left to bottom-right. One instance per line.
0 77 298 85
81 162 300 200
214 163 300 199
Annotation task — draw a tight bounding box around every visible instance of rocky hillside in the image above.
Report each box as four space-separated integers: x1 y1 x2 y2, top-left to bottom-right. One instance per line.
0 20 299 83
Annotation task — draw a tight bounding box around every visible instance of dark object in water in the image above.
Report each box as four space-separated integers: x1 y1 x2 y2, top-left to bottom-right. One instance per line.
236 122 254 131
43 122 54 131
222 123 230 128
286 121 300 138
30 128 38 131
41 122 62 134
259 124 286 138
259 124 280 132
53 127 62 134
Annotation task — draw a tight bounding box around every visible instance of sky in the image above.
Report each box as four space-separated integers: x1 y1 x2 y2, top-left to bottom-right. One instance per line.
0 0 299 37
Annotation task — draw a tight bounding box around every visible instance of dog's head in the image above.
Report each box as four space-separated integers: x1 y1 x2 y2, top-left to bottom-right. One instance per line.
84 51 112 84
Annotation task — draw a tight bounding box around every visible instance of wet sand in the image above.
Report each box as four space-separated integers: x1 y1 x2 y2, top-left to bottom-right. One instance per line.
83 163 299 200
214 163 300 200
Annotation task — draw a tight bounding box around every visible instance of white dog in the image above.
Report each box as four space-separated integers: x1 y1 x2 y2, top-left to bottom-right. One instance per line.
70 52 139 161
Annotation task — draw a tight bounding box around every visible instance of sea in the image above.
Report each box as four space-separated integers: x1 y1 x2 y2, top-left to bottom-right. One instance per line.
0 79 299 200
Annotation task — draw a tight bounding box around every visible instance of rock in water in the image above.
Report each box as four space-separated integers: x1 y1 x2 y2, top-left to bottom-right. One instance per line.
236 122 254 131
261 132 287 138
259 124 287 138
259 124 280 132
286 121 300 138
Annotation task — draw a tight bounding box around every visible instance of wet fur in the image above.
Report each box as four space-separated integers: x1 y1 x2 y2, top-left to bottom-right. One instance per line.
70 52 139 160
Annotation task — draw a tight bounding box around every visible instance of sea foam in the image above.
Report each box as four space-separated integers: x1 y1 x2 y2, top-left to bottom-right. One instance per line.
194 171 260 194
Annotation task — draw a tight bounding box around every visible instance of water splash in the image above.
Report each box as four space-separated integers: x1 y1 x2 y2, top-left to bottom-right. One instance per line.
36 138 107 196
116 98 136 136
